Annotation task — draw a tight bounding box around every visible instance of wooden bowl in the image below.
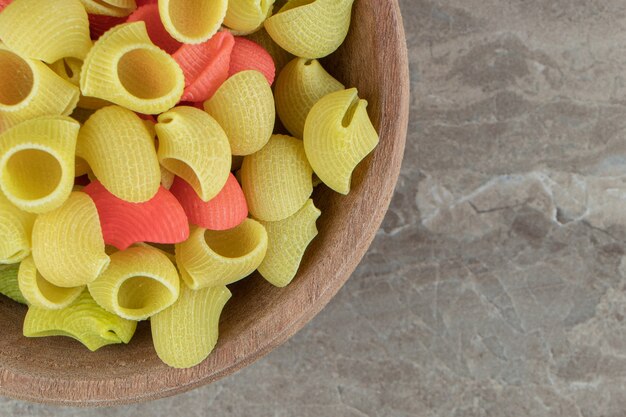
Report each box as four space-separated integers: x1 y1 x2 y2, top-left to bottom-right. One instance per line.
0 0 409 405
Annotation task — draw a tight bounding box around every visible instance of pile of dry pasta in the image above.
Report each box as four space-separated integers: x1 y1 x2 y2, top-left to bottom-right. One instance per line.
0 0 378 368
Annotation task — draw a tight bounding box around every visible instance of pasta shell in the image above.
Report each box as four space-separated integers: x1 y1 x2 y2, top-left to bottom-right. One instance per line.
257 199 320 287
0 193 35 264
173 31 234 103
229 37 275 85
0 116 79 214
0 0 91 63
156 106 231 202
83 180 189 250
126 3 182 54
158 0 228 43
175 219 268 289
88 246 180 320
0 263 27 305
0 48 80 130
77 105 161 203
80 0 136 16
275 58 344 139
48 58 83 87
245 27 293 76
170 174 248 231
18 256 84 310
223 0 274 33
303 88 379 195
203 70 275 155
264 0 354 59
160 165 175 190
151 284 231 368
80 22 185 114
0 0 12 13
241 134 313 221
23 290 137 351
31 192 110 288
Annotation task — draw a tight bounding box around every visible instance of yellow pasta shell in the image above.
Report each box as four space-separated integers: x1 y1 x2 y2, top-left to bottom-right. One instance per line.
77 105 161 203
18 256 84 310
23 290 137 351
0 264 27 305
160 165 175 190
275 58 344 139
264 0 354 59
156 107 231 202
257 199 320 287
48 58 83 87
303 88 379 195
245 27 293 75
80 22 184 114
175 219 268 289
158 0 228 43
203 70 275 156
31 192 110 288
151 284 231 368
0 0 91 63
241 134 313 221
0 193 35 264
88 246 180 321
224 0 274 33
0 116 79 214
79 0 136 16
0 48 80 130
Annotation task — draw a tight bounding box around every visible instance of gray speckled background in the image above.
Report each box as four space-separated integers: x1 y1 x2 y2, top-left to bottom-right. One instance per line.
4 0 626 415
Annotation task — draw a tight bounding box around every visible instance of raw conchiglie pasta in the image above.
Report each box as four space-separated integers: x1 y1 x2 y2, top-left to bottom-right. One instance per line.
88 246 180 320
0 48 80 129
0 0 91 63
0 193 35 264
264 0 354 59
75 156 90 177
151 284 230 368
77 105 161 203
31 192 110 288
223 0 274 33
23 290 137 351
80 22 184 114
48 58 82 87
246 27 293 75
203 70 274 155
160 166 175 189
229 37 275 85
18 256 84 310
175 219 268 289
156 107 231 202
258 199 320 287
303 88 379 195
79 0 136 16
127 3 182 54
0 263 27 305
241 134 313 221
0 116 79 214
158 0 228 43
0 0 12 13
275 58 344 139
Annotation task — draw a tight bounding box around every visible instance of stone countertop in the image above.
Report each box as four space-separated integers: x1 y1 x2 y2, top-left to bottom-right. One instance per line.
3 1 626 416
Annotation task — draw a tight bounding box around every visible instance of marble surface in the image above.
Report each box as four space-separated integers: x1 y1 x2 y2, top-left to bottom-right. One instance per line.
3 0 626 415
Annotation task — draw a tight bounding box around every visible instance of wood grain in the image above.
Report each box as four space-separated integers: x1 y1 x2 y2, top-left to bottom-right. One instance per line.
0 0 410 405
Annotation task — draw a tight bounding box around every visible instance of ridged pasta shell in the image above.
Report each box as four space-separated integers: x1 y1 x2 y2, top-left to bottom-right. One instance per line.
229 37 275 85
80 22 184 114
48 58 82 87
0 264 27 305
223 0 274 33
158 0 228 43
264 0 354 59
0 193 35 264
88 246 180 320
126 3 182 54
79 0 136 17
275 58 344 139
257 199 320 287
245 27 293 76
23 290 137 351
175 219 268 289
241 134 313 221
0 0 91 63
203 70 275 155
18 256 84 310
0 116 79 214
303 88 379 195
0 48 80 130
156 106 231 202
151 284 231 368
77 106 161 203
